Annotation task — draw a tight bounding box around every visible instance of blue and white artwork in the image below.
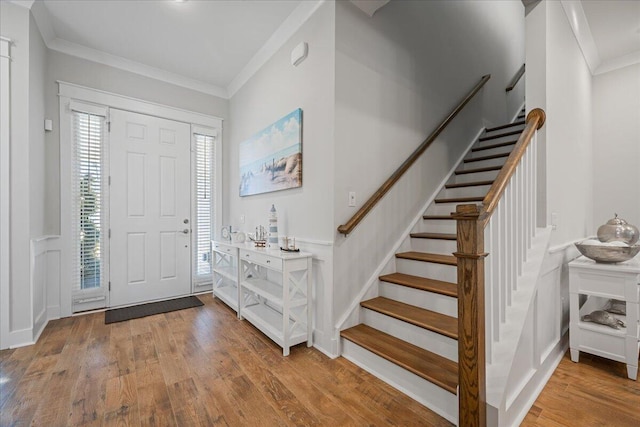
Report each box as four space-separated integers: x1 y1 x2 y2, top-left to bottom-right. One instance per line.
239 108 303 197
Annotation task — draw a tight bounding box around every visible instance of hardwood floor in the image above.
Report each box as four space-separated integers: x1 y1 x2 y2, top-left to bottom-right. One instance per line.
2 294 639 426
0 294 451 427
522 350 640 427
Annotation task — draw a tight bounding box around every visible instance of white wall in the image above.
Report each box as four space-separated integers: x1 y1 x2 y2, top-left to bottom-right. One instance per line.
45 50 230 235
529 0 593 246
332 0 526 329
0 2 34 344
592 64 640 229
226 2 336 353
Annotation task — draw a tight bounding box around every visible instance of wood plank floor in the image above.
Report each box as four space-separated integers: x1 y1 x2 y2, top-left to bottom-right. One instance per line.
2 293 639 426
0 294 451 427
522 350 640 426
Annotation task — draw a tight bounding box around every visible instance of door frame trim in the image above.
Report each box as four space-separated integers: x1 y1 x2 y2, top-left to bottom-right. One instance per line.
59 82 223 317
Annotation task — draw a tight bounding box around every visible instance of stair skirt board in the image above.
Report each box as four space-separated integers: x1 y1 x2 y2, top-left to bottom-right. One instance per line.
361 309 458 361
342 339 458 425
379 281 457 317
395 258 457 283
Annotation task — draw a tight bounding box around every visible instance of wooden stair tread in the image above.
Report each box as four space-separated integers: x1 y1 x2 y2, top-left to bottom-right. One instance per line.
422 214 454 220
379 272 458 297
485 120 525 132
340 324 458 394
445 180 493 189
396 251 457 266
463 152 509 163
455 165 502 175
410 232 456 240
471 140 517 152
361 297 458 339
479 129 522 141
435 196 484 204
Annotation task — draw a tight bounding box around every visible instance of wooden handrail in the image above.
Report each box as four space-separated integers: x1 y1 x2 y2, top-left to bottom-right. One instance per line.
337 74 491 235
505 64 525 92
480 108 545 225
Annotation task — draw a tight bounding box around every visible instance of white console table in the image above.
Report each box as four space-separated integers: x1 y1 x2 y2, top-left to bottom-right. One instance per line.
211 241 313 356
569 256 640 380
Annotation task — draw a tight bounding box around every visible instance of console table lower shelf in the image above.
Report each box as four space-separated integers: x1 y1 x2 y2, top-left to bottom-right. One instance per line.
241 303 308 355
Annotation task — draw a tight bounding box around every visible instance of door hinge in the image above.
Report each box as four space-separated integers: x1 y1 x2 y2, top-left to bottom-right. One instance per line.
108 176 111 185
107 121 111 132
108 281 111 291
108 229 111 238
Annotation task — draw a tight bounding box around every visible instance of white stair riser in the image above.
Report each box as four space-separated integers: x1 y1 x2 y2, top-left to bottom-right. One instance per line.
341 340 458 425
379 281 457 317
438 184 491 199
460 157 506 170
468 144 514 158
425 202 470 216
396 258 457 283
477 133 522 146
410 236 457 254
419 220 456 234
362 309 458 361
452 169 500 184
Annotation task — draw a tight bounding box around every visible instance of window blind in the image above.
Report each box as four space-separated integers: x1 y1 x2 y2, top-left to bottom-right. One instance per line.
194 133 215 282
72 112 105 293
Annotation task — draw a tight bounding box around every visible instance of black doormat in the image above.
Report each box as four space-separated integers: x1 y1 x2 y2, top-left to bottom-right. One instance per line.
105 295 203 324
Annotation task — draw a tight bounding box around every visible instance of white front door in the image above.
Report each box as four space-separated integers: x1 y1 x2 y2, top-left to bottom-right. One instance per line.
109 109 191 307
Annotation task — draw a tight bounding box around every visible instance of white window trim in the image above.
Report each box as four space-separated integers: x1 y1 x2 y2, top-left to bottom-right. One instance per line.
59 82 223 317
0 37 12 348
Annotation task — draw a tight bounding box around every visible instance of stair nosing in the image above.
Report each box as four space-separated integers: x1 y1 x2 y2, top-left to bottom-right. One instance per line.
471 140 517 152
455 165 502 175
410 232 457 240
485 120 525 132
395 251 457 266
445 180 494 189
435 196 484 204
361 297 458 340
379 272 458 297
479 129 522 141
463 152 509 163
422 215 454 220
341 324 458 394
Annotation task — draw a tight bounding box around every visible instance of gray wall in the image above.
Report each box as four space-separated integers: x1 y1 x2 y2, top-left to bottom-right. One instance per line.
227 1 336 352
44 50 230 234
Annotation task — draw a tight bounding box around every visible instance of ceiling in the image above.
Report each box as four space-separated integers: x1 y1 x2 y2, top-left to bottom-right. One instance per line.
10 0 640 98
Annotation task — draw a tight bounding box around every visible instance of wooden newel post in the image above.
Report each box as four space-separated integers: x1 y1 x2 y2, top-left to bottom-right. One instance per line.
453 204 487 427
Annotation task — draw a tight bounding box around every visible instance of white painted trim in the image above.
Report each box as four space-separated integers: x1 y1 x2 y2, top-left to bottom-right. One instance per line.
560 0 600 74
226 0 325 98
595 49 640 75
0 38 10 350
293 237 333 247
49 39 228 98
334 126 485 336
58 81 224 127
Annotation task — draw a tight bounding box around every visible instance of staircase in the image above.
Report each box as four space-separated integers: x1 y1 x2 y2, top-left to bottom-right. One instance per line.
340 109 527 424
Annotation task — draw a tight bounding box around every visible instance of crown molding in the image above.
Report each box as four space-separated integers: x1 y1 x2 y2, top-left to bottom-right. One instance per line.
560 0 600 74
6 1 35 10
595 49 640 75
226 0 325 98
349 0 390 18
48 37 228 98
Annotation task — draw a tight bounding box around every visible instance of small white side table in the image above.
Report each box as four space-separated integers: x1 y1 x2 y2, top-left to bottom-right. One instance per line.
569 256 640 380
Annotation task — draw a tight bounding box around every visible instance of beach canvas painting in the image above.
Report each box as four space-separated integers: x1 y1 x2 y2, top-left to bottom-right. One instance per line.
239 108 303 197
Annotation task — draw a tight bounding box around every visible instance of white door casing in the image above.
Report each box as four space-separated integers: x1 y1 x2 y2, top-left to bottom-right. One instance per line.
109 109 191 307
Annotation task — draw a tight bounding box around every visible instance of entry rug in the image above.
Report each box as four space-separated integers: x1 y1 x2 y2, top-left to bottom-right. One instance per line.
105 295 204 324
